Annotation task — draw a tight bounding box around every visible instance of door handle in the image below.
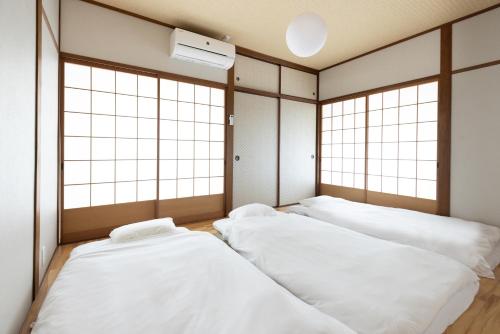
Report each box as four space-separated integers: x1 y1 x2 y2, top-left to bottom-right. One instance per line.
311 154 315 159
235 155 240 161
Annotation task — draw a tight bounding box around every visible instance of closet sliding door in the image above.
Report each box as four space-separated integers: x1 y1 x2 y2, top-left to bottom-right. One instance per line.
279 99 316 205
233 92 278 208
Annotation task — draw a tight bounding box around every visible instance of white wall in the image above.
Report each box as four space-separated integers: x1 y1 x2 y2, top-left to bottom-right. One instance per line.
451 65 500 227
39 16 59 283
0 0 36 333
450 8 500 227
319 30 440 100
452 7 500 71
61 0 227 84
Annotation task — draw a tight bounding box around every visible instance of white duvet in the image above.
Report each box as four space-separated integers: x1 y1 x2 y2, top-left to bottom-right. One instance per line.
33 230 355 334
215 214 479 334
289 196 500 278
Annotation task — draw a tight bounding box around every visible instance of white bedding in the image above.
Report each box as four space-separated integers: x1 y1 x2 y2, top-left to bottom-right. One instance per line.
486 242 500 270
289 196 500 278
33 229 355 334
214 214 479 334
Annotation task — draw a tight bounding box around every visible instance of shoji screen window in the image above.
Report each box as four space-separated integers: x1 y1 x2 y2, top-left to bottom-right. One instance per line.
321 97 366 189
367 82 438 200
159 79 225 199
63 62 158 209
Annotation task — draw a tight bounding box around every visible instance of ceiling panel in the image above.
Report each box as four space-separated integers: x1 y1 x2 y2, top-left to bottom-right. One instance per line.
93 0 499 69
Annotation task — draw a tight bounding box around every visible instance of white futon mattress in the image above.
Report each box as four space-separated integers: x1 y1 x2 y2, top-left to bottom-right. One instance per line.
289 196 500 278
33 229 355 334
214 214 479 334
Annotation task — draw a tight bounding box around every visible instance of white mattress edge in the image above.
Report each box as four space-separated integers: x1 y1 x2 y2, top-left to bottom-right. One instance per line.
290 204 500 278
220 212 480 334
423 279 479 334
486 242 500 270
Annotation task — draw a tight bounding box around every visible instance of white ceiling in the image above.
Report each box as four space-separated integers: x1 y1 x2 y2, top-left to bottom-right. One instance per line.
94 0 500 70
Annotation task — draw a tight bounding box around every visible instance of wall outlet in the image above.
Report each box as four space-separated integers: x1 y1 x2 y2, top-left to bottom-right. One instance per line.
41 246 46 268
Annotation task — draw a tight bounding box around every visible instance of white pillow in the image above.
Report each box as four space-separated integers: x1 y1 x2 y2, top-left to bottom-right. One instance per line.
228 203 277 219
109 217 176 243
300 195 338 207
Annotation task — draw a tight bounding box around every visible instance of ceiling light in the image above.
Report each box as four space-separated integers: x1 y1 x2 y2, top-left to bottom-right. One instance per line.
286 12 327 58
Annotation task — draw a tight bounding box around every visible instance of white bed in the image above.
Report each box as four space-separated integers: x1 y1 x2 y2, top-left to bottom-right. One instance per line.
33 228 355 334
289 196 500 278
214 213 479 334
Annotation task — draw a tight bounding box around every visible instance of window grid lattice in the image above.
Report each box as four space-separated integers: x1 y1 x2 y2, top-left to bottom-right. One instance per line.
63 62 224 209
320 81 438 201
321 97 366 190
158 79 225 199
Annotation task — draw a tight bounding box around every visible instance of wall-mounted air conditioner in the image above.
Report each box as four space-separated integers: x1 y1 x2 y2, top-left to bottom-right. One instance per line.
169 28 235 70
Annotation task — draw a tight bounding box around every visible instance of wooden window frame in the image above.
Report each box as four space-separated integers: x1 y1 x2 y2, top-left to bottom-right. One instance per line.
318 75 444 214
59 54 227 243
63 63 159 209
366 82 439 200
320 96 367 190
317 23 453 216
156 77 226 200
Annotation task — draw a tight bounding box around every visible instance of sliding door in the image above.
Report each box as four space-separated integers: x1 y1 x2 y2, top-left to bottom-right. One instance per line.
61 59 226 243
319 80 439 213
157 78 226 223
62 62 159 242
279 99 316 205
233 92 278 208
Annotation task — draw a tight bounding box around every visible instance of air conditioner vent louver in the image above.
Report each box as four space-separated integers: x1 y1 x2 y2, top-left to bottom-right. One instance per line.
177 43 229 58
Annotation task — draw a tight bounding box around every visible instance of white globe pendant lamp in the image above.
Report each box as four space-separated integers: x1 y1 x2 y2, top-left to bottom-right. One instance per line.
286 12 327 58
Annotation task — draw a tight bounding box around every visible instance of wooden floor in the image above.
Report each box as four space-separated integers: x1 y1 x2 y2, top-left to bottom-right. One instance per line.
21 219 500 334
